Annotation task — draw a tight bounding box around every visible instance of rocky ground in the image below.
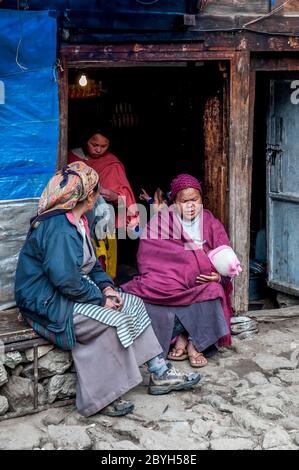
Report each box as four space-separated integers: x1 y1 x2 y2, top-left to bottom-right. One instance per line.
0 317 299 450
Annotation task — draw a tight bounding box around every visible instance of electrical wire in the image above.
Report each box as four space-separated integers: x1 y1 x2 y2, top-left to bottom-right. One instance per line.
243 26 299 37
16 0 28 71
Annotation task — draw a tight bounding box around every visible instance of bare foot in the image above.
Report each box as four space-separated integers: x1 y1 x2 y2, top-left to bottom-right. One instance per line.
167 334 189 361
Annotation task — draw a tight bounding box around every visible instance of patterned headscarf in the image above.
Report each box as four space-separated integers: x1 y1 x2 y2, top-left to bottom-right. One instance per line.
169 174 202 201
38 161 99 215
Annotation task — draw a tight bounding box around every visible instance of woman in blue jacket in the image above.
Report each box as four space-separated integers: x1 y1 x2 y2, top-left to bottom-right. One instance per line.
15 161 200 417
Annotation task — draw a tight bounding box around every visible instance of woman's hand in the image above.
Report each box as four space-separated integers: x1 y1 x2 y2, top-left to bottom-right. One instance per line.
153 188 167 212
104 297 120 310
103 286 124 308
196 271 221 284
100 187 119 202
139 188 151 202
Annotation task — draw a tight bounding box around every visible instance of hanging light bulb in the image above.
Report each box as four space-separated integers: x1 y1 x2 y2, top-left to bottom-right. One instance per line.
79 74 88 87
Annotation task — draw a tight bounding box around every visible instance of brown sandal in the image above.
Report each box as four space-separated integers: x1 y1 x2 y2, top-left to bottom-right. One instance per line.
167 347 188 361
188 351 208 368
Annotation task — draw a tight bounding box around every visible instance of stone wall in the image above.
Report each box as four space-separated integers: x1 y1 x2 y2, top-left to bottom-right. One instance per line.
0 344 76 417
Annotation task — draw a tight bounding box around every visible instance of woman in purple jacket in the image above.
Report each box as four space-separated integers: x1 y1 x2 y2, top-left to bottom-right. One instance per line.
122 174 233 368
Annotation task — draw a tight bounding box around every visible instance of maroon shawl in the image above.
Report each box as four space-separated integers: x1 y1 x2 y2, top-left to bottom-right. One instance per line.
122 207 233 346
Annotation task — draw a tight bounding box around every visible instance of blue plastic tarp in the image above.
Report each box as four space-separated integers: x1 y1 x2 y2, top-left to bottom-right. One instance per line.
0 9 58 200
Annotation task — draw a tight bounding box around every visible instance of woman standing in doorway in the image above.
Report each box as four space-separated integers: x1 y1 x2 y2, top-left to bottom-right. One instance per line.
68 129 139 278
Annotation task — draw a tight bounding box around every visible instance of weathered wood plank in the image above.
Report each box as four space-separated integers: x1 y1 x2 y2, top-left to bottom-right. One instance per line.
275 0 299 15
4 337 50 353
203 0 269 16
203 78 229 227
62 22 299 54
0 398 75 422
57 55 68 170
252 55 299 71
229 52 256 313
204 31 299 53
247 306 299 319
61 44 235 65
0 308 39 344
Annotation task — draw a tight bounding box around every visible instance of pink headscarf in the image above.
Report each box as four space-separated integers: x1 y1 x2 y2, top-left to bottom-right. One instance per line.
38 161 99 215
169 174 202 201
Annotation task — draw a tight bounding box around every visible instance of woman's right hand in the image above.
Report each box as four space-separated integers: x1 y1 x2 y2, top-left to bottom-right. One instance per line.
196 271 221 284
100 187 119 202
153 188 167 212
104 297 120 310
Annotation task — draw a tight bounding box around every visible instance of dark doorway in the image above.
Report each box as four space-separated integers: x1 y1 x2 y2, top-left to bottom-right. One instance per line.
68 62 225 268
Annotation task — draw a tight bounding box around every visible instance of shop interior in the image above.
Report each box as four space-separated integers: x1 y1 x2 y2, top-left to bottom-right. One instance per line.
68 62 226 277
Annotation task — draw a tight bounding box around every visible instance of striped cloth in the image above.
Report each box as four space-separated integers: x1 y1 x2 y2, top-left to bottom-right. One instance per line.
73 290 151 349
24 313 76 351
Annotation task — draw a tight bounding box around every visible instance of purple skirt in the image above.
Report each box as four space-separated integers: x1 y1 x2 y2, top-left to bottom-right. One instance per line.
145 299 228 358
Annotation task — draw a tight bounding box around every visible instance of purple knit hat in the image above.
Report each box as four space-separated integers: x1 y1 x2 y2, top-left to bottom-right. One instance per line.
169 174 202 201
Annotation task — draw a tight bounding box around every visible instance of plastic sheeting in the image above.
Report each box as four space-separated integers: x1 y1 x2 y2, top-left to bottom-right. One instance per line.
0 9 59 200
0 199 39 311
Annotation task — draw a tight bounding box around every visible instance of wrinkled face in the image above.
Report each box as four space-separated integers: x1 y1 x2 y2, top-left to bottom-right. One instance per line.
87 133 110 158
175 188 202 221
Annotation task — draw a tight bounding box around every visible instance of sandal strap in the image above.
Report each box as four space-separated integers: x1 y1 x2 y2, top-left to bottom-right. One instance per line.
172 347 187 354
188 351 204 359
189 352 207 363
168 347 187 358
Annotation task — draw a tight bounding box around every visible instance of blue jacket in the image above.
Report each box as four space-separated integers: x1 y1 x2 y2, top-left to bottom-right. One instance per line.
15 213 113 343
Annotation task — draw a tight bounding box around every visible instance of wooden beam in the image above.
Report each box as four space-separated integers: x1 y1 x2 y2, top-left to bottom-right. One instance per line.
204 31 299 53
60 43 235 65
61 10 187 31
4 338 49 353
252 55 299 70
203 69 229 227
229 52 256 313
0 308 39 344
62 32 299 53
274 0 299 15
57 55 68 170
203 0 269 16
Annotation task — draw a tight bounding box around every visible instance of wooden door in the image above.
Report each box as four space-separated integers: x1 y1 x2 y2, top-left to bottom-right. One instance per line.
267 79 299 296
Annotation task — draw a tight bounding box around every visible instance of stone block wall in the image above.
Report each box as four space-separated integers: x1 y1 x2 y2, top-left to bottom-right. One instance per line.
0 344 76 417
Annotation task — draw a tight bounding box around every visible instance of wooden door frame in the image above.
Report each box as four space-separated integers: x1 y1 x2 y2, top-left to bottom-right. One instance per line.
58 43 255 313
